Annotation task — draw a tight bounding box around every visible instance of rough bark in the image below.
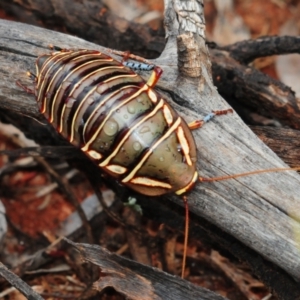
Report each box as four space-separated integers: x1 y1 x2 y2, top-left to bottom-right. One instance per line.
67 240 228 300
0 0 165 58
0 262 44 300
211 48 300 129
220 35 300 64
252 126 300 168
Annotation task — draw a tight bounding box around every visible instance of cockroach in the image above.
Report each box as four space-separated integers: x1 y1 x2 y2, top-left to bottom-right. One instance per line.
17 47 300 278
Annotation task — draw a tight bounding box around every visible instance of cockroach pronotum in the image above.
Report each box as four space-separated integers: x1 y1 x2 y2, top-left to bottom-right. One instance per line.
17 47 300 279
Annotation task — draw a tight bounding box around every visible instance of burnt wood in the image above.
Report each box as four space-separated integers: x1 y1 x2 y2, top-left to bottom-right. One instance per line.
251 126 300 168
67 239 228 300
211 49 300 129
0 262 44 300
0 0 165 58
219 36 300 64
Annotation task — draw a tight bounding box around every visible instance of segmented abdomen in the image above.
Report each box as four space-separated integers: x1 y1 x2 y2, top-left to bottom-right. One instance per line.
35 49 197 196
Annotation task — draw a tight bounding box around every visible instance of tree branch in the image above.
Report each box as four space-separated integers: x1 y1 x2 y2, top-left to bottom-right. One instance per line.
219 35 300 64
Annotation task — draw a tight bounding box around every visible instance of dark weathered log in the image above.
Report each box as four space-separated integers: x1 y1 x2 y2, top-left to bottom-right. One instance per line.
67 239 228 300
211 49 300 129
219 36 300 64
0 0 165 57
251 126 300 168
0 262 44 300
1 0 300 298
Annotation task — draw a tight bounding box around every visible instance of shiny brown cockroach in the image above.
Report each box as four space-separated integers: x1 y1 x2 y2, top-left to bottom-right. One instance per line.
20 48 231 196
17 47 300 279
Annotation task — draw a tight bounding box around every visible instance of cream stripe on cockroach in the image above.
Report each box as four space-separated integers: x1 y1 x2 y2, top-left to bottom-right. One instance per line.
38 51 83 106
36 51 67 86
106 164 127 175
69 74 139 143
81 84 150 152
99 99 165 167
41 65 64 113
121 117 183 183
81 84 143 141
130 177 172 189
40 52 116 114
177 126 192 166
51 63 126 123
162 104 173 125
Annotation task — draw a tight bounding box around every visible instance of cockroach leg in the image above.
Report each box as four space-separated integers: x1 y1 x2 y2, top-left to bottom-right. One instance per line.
16 80 35 95
181 195 189 279
188 108 234 130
